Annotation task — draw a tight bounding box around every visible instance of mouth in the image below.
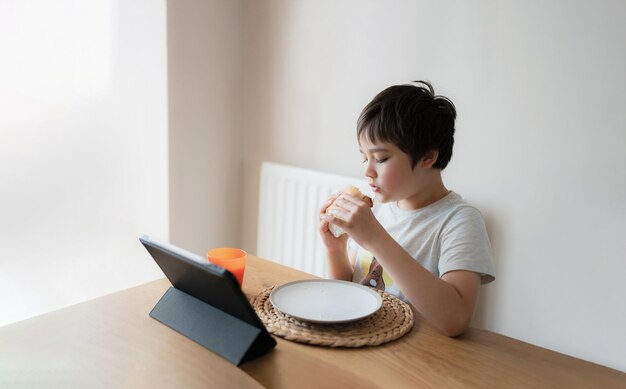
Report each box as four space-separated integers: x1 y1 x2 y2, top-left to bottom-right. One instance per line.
369 184 380 193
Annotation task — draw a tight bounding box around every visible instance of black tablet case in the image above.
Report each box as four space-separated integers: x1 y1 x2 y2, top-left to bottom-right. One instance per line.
140 236 276 365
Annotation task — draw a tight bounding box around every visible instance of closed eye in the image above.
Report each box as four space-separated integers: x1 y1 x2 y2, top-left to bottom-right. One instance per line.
362 157 388 164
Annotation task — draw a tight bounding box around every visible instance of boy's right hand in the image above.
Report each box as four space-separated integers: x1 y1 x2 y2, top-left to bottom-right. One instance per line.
318 193 348 252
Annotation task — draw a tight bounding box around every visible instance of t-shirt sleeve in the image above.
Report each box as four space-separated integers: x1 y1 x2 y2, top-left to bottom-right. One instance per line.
438 206 496 284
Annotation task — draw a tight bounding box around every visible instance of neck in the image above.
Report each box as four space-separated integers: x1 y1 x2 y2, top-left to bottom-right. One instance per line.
397 171 449 210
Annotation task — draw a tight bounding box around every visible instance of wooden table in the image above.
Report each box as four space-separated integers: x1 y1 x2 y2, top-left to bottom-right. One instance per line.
1 256 624 388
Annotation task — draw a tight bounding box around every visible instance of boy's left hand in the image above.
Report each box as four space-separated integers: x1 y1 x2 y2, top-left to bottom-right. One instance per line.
321 193 385 250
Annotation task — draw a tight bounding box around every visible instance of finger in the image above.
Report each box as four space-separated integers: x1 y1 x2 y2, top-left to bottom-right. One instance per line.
319 192 341 213
318 219 330 234
340 193 370 208
332 196 359 212
319 200 333 214
321 212 348 227
327 206 351 221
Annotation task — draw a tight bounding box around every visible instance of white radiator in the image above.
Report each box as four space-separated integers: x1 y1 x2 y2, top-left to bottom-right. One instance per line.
256 162 366 277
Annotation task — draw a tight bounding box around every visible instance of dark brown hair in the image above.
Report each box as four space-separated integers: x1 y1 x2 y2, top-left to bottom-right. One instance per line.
357 80 456 169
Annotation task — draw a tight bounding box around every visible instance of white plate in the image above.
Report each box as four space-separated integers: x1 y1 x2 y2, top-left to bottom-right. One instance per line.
269 279 382 323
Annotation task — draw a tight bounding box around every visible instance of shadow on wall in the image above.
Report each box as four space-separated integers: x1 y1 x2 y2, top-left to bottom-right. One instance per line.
240 2 290 252
471 209 501 330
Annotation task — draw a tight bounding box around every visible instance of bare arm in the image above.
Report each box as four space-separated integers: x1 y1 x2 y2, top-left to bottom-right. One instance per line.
365 232 480 336
325 246 354 281
323 194 481 336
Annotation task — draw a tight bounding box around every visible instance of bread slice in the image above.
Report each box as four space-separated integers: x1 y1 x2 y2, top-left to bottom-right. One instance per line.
326 185 373 237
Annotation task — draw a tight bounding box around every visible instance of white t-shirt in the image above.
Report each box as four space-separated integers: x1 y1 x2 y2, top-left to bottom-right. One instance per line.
350 191 496 301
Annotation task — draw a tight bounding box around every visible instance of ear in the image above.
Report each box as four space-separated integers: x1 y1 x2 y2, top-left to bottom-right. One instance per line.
419 150 439 169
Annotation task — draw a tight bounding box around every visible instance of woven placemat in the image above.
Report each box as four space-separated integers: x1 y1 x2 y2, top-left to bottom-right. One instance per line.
251 285 414 347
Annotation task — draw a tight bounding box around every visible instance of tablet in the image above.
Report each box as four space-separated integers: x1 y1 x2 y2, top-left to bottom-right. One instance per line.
139 235 276 363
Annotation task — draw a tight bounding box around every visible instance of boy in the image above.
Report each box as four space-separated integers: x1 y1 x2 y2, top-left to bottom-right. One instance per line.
319 81 495 337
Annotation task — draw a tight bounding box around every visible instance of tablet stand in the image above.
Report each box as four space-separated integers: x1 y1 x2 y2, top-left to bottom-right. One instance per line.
150 287 275 366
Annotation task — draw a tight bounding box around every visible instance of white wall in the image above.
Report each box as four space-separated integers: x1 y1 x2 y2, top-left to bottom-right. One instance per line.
239 0 626 371
167 0 243 256
0 0 168 327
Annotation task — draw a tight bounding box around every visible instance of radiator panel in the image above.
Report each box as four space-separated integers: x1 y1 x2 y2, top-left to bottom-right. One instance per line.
256 162 365 277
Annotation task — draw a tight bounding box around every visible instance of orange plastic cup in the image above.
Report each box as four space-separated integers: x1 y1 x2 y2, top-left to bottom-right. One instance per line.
207 248 247 287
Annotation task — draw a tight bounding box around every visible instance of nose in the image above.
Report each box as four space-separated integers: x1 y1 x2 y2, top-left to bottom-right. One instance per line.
364 161 376 179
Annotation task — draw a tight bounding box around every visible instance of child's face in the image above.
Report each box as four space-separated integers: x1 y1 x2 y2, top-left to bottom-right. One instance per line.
359 136 430 208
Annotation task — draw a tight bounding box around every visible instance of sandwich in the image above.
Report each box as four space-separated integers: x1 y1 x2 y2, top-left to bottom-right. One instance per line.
326 185 373 237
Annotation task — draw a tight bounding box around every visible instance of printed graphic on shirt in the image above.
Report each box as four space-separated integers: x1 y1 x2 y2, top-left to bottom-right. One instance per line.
358 251 394 291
